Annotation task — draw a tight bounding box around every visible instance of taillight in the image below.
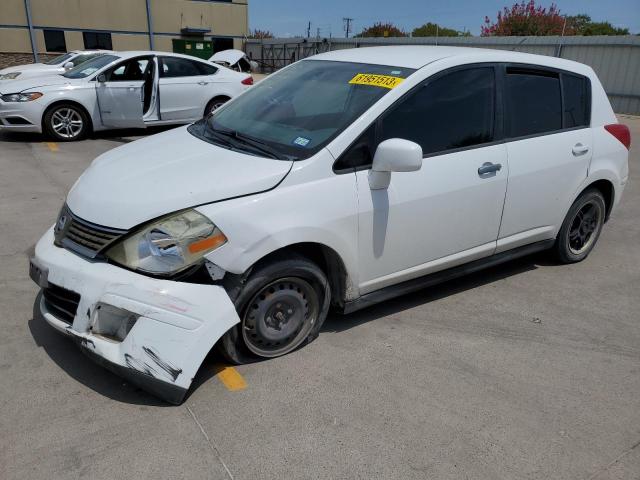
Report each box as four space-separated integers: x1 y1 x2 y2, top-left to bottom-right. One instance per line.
241 76 254 86
604 124 631 150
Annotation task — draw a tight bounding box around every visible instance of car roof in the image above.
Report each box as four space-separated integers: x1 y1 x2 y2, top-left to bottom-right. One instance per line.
309 46 589 74
114 51 214 62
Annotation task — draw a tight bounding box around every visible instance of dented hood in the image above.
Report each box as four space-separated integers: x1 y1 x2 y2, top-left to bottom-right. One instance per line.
209 49 246 66
66 126 293 229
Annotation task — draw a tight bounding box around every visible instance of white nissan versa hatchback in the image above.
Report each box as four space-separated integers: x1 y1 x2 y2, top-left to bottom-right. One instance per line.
30 47 630 403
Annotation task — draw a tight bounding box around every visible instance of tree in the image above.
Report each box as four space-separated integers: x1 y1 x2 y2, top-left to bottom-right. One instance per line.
481 1 573 36
412 22 470 37
355 22 408 38
567 15 629 35
248 29 274 39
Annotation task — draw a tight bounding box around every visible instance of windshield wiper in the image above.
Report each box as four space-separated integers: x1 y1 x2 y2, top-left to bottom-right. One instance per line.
209 124 293 160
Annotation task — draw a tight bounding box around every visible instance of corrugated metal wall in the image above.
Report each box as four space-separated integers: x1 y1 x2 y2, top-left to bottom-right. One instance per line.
246 36 640 115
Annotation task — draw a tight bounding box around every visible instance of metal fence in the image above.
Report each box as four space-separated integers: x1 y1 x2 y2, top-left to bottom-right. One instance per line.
246 35 640 115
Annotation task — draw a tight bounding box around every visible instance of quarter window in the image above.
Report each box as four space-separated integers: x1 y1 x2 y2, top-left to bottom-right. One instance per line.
380 67 495 156
505 68 561 138
562 74 590 128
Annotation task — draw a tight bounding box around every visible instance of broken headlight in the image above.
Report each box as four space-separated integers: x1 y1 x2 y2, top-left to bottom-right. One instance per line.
105 209 227 275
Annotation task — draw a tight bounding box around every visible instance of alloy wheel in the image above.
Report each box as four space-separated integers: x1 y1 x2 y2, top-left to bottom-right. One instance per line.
51 108 84 139
567 201 603 255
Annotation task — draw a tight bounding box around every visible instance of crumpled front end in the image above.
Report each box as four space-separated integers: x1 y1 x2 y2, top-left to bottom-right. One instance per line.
31 227 240 404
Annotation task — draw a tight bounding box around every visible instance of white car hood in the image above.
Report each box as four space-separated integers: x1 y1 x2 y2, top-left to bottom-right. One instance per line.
0 74 74 93
0 63 48 74
209 49 246 66
66 126 293 230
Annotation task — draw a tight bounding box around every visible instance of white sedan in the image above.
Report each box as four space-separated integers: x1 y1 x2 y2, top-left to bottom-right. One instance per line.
0 51 253 141
0 50 110 81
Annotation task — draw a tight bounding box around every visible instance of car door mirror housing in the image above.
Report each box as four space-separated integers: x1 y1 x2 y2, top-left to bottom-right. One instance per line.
63 61 74 70
369 139 423 190
97 73 106 83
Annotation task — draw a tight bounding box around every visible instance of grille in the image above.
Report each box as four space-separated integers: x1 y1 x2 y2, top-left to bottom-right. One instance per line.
42 283 81 325
54 206 127 259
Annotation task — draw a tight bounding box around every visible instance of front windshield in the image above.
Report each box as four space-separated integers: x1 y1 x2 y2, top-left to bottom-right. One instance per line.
45 52 74 65
190 60 415 160
62 55 119 79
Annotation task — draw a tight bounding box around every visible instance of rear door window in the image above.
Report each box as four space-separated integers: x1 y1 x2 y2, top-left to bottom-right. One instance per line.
505 68 562 138
160 57 215 78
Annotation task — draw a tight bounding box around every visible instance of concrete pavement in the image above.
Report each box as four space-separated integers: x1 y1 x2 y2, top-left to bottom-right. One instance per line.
1 118 639 479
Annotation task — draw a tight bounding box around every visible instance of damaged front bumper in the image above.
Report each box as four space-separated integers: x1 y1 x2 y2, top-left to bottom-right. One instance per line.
30 227 240 404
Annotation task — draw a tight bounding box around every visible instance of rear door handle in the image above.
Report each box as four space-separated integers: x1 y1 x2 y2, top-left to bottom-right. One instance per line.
478 162 502 175
198 81 208 85
572 143 590 156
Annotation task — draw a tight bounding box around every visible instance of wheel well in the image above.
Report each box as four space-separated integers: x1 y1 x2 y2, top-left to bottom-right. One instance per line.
249 243 349 309
204 95 231 115
42 100 93 133
584 179 615 221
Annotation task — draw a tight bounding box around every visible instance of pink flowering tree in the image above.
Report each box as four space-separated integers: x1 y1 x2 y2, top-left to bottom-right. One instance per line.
481 1 574 36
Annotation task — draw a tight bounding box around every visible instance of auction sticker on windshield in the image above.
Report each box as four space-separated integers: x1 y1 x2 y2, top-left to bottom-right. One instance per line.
349 73 404 89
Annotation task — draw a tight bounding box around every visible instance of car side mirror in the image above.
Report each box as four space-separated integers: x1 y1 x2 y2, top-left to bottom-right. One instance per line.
369 139 422 190
63 61 74 70
97 73 106 83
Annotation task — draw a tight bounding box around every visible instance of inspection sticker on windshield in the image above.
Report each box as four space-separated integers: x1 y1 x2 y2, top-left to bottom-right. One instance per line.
349 73 404 89
292 136 311 147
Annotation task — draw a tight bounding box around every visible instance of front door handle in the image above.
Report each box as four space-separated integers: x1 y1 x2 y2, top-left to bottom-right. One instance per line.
572 143 590 156
198 81 208 85
478 162 502 175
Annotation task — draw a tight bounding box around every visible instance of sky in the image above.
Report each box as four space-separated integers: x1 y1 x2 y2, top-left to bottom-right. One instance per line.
249 0 640 37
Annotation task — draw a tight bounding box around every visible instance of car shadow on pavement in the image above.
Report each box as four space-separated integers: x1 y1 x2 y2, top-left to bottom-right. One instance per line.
322 251 551 334
28 293 169 406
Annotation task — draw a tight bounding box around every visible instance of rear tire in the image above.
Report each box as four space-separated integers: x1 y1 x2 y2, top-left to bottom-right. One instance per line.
204 96 230 117
43 103 90 142
219 253 331 365
554 189 606 264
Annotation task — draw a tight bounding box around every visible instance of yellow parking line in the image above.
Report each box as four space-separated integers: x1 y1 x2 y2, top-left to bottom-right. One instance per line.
215 365 247 391
46 142 59 152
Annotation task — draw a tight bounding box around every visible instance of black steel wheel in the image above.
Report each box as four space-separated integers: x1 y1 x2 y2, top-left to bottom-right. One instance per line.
219 253 331 364
554 189 606 263
241 277 320 357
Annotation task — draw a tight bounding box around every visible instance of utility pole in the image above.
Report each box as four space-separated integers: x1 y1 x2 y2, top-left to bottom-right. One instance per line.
24 0 38 62
343 17 353 38
307 21 311 38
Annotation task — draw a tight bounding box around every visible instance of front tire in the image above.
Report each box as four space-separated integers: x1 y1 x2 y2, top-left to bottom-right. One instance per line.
554 189 606 264
43 103 90 141
219 253 331 364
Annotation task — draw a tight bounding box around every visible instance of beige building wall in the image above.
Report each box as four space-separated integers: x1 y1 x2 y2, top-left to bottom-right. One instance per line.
0 28 31 53
1 0 249 55
29 0 149 32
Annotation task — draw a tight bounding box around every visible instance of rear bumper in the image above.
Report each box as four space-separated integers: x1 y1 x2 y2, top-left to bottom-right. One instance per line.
32 227 240 404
